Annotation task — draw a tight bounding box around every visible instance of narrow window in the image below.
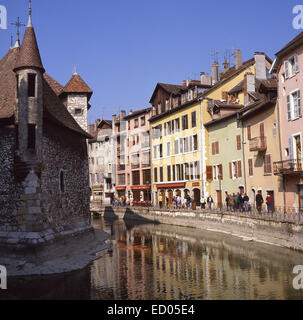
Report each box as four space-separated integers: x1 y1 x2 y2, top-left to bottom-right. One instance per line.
28 74 36 97
154 168 158 182
75 108 82 115
191 111 197 128
28 124 36 150
16 75 19 98
59 170 65 193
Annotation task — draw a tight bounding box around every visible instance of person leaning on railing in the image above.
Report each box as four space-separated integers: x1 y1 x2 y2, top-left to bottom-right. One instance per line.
256 191 264 213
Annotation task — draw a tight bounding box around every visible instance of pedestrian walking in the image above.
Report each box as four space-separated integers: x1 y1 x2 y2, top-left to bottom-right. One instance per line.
266 193 273 213
243 194 249 212
200 196 206 210
238 193 244 212
207 195 214 210
225 192 230 211
177 195 181 209
187 195 191 209
256 190 264 214
158 194 163 209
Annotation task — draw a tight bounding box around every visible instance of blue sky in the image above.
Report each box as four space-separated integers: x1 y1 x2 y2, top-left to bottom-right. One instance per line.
0 0 302 123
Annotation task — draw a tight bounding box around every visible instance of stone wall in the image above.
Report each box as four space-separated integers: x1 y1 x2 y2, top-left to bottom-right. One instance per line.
97 207 303 252
66 94 88 132
41 122 91 228
0 125 24 231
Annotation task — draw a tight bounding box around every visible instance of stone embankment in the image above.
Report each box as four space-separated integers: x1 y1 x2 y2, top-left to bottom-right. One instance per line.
93 206 303 252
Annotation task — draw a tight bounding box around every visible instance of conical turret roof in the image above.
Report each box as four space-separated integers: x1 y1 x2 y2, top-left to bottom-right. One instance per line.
62 73 93 99
14 24 44 72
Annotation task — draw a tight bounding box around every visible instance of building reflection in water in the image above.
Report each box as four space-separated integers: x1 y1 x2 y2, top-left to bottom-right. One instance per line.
2 218 303 300
91 218 303 300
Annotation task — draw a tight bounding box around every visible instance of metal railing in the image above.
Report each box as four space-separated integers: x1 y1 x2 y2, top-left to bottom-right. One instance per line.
249 136 266 152
117 164 126 171
274 159 303 175
92 202 303 224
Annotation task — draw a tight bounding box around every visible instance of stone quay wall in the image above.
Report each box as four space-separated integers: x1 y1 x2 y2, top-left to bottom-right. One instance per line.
95 206 303 252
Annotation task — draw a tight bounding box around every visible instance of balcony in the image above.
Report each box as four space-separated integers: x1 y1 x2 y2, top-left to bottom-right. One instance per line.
131 163 140 170
117 164 126 171
249 137 267 152
274 159 303 176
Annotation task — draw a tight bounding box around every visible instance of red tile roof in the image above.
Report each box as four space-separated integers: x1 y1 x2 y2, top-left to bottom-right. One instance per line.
62 74 93 99
0 48 20 119
44 73 64 96
14 26 44 72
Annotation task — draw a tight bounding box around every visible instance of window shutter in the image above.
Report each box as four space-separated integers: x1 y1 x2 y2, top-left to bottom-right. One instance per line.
298 90 301 117
295 54 299 73
260 123 265 137
234 162 238 178
212 142 215 155
218 164 223 180
229 162 232 179
289 136 294 160
247 125 251 140
287 95 292 120
248 159 253 176
216 141 219 154
206 166 213 181
238 161 242 178
284 60 289 79
236 135 241 150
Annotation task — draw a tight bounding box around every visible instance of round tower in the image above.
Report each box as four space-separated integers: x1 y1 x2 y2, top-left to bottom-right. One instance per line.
13 5 44 162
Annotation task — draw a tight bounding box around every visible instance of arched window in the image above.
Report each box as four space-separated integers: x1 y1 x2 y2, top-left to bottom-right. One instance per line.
59 170 65 193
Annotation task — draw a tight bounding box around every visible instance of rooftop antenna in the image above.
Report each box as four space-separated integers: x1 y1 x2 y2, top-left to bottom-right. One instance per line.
210 48 220 63
11 17 25 47
28 0 32 26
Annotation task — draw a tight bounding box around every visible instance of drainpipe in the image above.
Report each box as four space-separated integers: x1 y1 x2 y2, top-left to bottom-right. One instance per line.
239 114 247 194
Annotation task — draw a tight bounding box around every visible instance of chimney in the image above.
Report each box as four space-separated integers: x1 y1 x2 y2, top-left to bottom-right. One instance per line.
182 80 187 87
120 110 126 119
129 109 133 115
234 49 242 69
211 61 220 84
112 114 117 130
200 72 212 86
244 73 255 106
254 52 267 80
223 59 229 73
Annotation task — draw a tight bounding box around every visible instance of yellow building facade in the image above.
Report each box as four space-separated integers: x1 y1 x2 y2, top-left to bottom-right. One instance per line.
151 101 204 206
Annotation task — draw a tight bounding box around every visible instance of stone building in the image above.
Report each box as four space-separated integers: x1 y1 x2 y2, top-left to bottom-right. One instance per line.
0 8 93 247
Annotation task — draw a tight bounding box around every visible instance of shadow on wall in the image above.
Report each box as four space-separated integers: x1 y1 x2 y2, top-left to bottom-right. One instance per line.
103 206 119 219
123 208 160 227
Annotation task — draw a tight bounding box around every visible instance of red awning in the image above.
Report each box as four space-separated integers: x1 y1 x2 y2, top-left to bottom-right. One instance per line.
116 186 126 190
156 183 185 189
130 186 151 190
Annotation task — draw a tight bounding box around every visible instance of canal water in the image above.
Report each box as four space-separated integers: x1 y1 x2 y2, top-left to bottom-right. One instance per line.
1 217 303 300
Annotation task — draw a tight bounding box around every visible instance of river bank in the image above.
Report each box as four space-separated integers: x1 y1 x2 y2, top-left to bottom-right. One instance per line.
93 206 303 252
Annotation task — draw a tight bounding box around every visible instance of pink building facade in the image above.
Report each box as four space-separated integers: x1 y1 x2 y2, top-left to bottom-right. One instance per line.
272 32 303 211
114 108 152 204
